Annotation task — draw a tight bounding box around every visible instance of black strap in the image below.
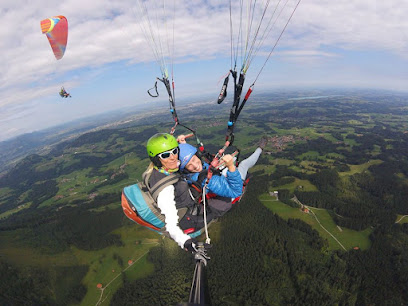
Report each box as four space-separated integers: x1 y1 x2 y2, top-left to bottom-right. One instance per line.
217 74 230 104
147 81 159 97
143 170 180 202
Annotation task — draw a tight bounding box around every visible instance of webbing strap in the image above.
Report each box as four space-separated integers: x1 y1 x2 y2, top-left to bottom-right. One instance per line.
142 170 180 202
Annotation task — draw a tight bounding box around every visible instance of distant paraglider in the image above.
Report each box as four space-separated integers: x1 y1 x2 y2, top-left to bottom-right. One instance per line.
40 16 71 97
59 86 71 98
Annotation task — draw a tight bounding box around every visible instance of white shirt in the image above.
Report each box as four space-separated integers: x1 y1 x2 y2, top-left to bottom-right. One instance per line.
157 185 191 248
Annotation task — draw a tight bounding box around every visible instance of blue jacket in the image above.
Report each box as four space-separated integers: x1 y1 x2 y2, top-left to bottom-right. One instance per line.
186 163 243 198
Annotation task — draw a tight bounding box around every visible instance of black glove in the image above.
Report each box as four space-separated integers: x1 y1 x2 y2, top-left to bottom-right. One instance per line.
184 238 198 253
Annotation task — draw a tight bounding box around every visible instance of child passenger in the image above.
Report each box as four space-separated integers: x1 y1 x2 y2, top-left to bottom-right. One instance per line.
177 136 267 216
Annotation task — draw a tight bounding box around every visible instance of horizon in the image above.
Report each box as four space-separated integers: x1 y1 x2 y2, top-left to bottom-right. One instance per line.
1 86 407 144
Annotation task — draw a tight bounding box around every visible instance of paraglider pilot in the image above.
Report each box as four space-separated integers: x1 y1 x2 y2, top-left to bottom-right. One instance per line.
145 133 202 253
59 87 71 98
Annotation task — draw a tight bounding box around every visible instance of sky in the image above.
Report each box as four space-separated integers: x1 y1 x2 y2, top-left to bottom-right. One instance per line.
1 0 408 142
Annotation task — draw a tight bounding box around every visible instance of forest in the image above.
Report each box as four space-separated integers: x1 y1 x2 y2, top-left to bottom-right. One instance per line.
112 174 408 305
0 91 408 304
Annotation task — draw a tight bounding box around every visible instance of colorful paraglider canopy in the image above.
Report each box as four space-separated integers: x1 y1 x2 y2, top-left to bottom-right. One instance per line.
40 15 68 60
128 260 133 265
96 283 103 289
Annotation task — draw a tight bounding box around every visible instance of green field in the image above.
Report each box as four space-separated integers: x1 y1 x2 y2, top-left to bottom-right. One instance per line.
343 138 358 147
78 226 159 305
0 223 162 305
396 215 408 224
260 194 372 251
297 150 321 160
271 158 295 166
273 126 321 139
273 177 318 193
339 159 383 176
322 133 340 143
0 202 32 218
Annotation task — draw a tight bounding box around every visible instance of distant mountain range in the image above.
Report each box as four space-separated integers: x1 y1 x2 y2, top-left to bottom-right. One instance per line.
0 93 221 175
0 102 167 175
1 88 405 175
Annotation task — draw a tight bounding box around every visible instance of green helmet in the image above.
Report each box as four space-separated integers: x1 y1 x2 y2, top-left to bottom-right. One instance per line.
146 133 178 157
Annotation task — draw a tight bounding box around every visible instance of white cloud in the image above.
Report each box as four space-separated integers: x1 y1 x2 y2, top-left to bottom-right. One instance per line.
0 0 407 140
291 0 408 55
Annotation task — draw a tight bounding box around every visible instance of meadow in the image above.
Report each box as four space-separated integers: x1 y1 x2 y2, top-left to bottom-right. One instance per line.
0 221 159 305
260 195 372 251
